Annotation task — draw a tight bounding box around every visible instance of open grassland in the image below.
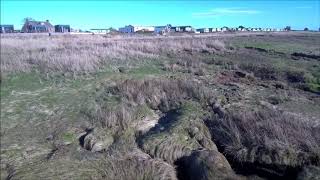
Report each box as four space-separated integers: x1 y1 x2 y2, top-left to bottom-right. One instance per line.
1 32 320 180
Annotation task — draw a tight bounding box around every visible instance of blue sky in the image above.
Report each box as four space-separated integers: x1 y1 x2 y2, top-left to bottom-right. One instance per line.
1 0 319 30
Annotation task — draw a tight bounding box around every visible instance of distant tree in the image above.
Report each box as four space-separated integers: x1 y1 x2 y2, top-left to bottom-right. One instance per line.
108 27 117 31
238 25 245 29
304 27 309 31
222 26 229 31
284 26 291 31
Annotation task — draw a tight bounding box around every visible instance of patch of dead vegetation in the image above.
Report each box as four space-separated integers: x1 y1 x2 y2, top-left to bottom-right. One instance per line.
1 35 226 74
206 107 320 179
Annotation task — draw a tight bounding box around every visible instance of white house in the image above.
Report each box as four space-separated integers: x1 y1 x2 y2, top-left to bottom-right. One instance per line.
119 25 155 33
90 29 110 34
171 26 193 32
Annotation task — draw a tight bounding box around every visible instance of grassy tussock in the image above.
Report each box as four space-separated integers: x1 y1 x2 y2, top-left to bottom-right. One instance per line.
93 154 177 180
208 108 320 167
1 35 225 74
84 77 216 131
109 78 215 110
139 102 217 164
82 78 217 165
9 151 177 180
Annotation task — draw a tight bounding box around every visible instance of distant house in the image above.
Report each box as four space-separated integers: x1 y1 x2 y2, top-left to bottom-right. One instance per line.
21 20 54 33
90 29 110 34
170 26 178 32
196 28 209 33
55 25 70 33
71 28 81 33
179 26 193 32
171 26 193 32
119 25 133 33
0 25 14 33
250 28 259 32
230 28 236 32
236 27 246 31
119 25 154 33
208 28 215 32
154 24 172 34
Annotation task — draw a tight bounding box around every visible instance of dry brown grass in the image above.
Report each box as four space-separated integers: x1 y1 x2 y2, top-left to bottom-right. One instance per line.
1 34 225 74
92 152 178 180
207 108 320 167
81 78 217 165
112 78 215 108
84 77 216 131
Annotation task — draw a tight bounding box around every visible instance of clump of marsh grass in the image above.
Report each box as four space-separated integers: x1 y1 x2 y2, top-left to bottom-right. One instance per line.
108 78 215 111
92 153 178 180
206 108 320 168
81 78 217 165
82 77 216 133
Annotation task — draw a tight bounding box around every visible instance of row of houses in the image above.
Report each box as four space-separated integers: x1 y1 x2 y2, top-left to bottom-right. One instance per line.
0 20 70 33
196 27 285 33
118 24 193 34
118 25 286 34
1 20 293 34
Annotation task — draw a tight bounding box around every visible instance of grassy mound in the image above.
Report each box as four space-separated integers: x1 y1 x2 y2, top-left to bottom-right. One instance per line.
139 102 217 164
206 108 320 178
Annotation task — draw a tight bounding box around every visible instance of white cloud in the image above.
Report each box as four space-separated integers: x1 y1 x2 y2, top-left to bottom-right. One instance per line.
192 8 261 18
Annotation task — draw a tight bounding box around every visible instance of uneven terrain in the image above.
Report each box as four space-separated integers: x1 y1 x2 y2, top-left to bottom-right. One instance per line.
1 32 320 180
